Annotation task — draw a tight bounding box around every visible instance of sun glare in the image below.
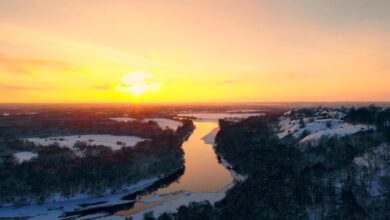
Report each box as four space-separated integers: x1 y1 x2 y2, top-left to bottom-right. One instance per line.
117 71 161 98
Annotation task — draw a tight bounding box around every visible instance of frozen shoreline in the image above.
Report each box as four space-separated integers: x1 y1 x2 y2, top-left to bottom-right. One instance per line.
0 129 194 219
0 175 163 219
202 125 247 182
130 183 236 220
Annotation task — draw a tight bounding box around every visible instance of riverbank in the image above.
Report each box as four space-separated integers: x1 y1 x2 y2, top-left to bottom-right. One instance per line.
0 167 185 220
0 120 237 219
125 121 243 219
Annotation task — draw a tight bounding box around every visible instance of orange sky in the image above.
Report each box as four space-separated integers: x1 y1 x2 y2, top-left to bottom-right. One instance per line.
0 0 389 103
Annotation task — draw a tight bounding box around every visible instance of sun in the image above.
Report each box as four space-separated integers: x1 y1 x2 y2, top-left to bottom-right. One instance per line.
117 71 161 98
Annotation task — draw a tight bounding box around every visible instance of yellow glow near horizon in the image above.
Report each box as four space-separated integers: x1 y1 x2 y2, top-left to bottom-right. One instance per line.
117 72 162 98
0 1 389 103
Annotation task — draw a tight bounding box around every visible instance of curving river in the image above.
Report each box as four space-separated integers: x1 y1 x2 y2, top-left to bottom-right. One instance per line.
153 121 233 193
0 119 241 220
114 121 234 219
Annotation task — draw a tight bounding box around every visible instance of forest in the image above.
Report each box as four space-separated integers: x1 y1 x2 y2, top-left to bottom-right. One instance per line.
150 106 390 220
0 110 194 207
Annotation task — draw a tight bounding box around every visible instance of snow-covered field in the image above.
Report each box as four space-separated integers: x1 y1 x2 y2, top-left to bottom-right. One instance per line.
143 118 183 131
23 134 145 151
109 117 136 122
1 112 38 116
278 114 374 144
13 151 38 163
110 117 183 131
177 112 264 122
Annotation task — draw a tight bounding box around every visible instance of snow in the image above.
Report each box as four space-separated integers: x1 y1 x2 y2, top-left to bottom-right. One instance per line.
353 157 371 168
110 117 183 131
202 127 220 145
130 184 235 220
2 113 10 117
316 110 346 119
217 155 247 182
177 112 264 122
24 112 38 115
300 124 372 144
109 117 136 122
122 121 245 220
202 126 247 182
352 144 390 197
123 121 243 219
278 114 374 144
0 176 162 220
4 121 239 219
226 110 262 113
353 143 390 171
23 134 145 151
278 118 344 139
14 112 38 115
13 151 38 163
143 118 183 131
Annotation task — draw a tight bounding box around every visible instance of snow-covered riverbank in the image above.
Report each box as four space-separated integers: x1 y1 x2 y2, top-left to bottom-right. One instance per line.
0 176 161 219
1 119 244 220
0 167 187 220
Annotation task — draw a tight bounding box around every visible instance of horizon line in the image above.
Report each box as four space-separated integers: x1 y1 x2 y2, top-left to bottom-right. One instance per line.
0 101 390 106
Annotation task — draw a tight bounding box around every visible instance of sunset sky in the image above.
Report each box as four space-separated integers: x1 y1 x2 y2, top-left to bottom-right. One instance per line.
0 0 389 103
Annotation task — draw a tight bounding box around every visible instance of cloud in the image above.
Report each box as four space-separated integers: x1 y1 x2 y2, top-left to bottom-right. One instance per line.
0 55 78 74
211 79 242 86
264 72 317 80
0 24 170 70
93 83 113 90
0 84 55 92
196 78 247 87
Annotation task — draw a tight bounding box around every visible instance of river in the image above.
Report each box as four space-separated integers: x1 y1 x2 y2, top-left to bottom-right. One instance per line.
114 121 234 219
0 120 237 220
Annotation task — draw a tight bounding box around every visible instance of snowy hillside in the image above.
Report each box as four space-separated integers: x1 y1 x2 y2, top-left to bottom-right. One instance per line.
278 109 375 144
300 124 372 143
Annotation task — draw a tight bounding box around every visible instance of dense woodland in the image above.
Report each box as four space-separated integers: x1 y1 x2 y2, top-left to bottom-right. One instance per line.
151 106 390 220
0 111 194 206
0 113 167 140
